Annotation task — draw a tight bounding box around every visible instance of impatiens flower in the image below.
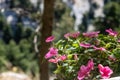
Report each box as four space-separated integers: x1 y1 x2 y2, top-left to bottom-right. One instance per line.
64 33 71 39
59 55 67 61
98 64 113 79
48 58 59 63
45 47 58 59
80 43 91 48
83 31 100 38
118 40 120 42
77 59 94 80
106 28 118 37
45 36 55 42
93 46 106 51
64 32 80 39
48 55 67 63
77 65 88 80
87 59 94 70
70 32 80 38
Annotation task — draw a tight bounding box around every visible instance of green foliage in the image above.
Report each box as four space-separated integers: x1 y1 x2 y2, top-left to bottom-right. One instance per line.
10 0 33 9
2 25 13 43
46 30 120 80
94 1 120 33
0 13 38 74
53 0 74 41
0 39 38 73
0 40 8 71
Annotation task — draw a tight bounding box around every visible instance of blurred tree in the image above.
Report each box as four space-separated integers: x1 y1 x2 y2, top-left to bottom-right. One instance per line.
0 40 9 71
0 1 37 76
39 0 54 80
10 0 33 9
94 1 120 33
2 25 13 44
13 23 23 43
0 13 4 30
53 0 74 41
0 13 12 43
0 39 38 73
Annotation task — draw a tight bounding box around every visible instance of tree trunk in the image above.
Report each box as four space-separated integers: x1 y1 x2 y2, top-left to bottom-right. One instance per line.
39 0 54 80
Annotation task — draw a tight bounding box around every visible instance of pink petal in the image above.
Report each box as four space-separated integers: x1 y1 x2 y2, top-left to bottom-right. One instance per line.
45 47 58 59
48 58 58 63
45 52 52 59
80 43 91 48
87 59 94 70
83 31 100 38
64 33 71 38
60 55 67 61
70 32 80 38
106 28 118 37
118 40 120 42
77 60 94 80
45 36 55 42
98 64 113 79
64 32 80 39
93 46 106 51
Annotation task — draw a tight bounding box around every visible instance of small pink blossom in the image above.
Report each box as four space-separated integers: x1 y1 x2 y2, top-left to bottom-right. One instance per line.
77 65 88 80
87 59 94 70
80 43 91 48
98 64 113 79
77 59 94 80
45 47 58 59
64 32 80 39
70 32 80 38
60 55 67 61
48 58 59 63
48 55 67 63
83 31 100 38
106 28 118 37
118 40 120 42
93 46 106 51
64 33 71 38
45 36 55 42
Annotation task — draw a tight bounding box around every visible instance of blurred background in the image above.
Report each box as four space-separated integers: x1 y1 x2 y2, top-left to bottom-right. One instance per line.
0 0 120 80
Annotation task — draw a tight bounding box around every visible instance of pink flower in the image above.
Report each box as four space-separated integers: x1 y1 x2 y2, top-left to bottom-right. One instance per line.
106 28 118 37
45 47 58 59
45 36 55 42
70 32 80 38
64 32 80 39
118 40 120 42
48 58 59 63
80 43 91 48
60 55 67 61
64 33 71 39
98 64 113 79
77 59 94 80
77 65 88 80
83 31 100 38
87 59 94 70
93 46 106 51
48 55 67 63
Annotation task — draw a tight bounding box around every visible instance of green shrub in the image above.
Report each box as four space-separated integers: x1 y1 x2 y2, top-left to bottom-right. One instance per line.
45 29 120 80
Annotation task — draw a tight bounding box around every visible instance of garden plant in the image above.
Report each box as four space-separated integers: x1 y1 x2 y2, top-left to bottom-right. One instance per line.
45 28 120 80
